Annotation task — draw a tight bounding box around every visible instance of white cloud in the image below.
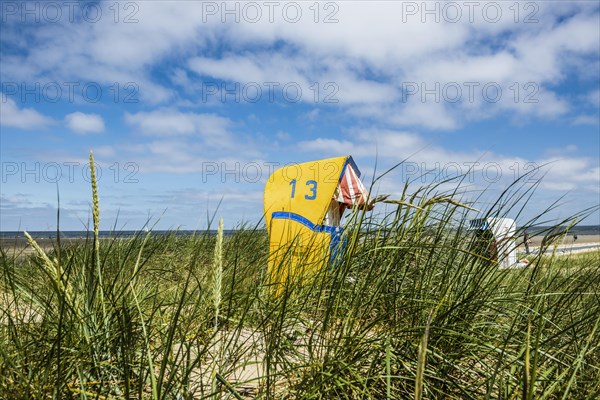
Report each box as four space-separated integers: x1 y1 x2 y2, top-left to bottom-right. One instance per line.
182 6 594 128
113 109 266 174
118 139 268 174
124 109 234 147
0 1 200 104
297 137 357 156
545 144 579 156
541 181 577 191
539 158 600 184
304 109 319 122
587 90 600 107
64 112 105 134
93 145 116 158
573 115 599 126
1 2 597 129
0 96 54 129
297 128 599 195
189 53 398 107
276 130 291 140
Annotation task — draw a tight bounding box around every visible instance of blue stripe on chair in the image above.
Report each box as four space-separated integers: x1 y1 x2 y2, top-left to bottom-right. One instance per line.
271 211 338 233
271 211 346 262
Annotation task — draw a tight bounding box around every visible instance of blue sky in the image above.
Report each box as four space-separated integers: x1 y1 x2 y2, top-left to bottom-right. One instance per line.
1 1 599 231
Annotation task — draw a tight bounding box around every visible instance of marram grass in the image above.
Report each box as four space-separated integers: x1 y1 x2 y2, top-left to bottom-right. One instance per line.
0 169 599 399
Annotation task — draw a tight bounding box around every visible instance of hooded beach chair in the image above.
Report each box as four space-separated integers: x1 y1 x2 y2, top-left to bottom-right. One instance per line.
264 156 370 291
469 217 518 268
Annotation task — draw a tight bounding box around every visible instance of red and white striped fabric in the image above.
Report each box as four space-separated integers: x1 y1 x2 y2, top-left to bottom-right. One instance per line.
335 163 369 207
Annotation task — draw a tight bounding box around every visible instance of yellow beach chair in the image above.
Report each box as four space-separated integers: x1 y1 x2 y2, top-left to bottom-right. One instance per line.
264 156 370 292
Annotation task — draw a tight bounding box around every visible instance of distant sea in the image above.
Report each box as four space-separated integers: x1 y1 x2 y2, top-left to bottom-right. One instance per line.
0 230 244 239
0 226 598 239
524 225 600 236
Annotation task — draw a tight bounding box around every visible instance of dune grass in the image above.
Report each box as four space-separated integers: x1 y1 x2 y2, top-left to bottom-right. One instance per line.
0 155 598 399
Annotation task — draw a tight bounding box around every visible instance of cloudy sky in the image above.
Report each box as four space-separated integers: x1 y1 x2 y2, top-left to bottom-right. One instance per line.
1 1 599 231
